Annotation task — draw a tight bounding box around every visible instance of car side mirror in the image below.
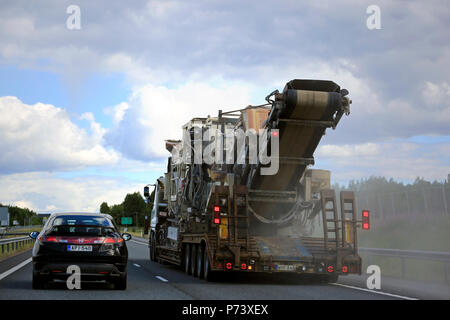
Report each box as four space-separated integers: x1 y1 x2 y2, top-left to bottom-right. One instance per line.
29 231 39 239
122 233 132 241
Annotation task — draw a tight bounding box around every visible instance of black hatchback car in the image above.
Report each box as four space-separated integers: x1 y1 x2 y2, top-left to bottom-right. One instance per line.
29 212 131 290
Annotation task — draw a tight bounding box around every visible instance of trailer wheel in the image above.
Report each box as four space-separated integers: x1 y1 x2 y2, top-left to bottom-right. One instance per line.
196 245 204 279
323 274 339 283
184 244 191 275
149 233 156 262
203 249 216 282
190 244 198 276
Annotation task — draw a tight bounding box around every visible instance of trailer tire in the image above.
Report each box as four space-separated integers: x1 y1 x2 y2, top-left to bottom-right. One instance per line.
203 249 216 282
324 274 339 283
190 244 198 276
184 244 191 275
149 233 156 262
196 245 204 279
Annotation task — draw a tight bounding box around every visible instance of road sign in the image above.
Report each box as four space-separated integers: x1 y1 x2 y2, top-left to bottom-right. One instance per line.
0 207 9 226
121 217 132 225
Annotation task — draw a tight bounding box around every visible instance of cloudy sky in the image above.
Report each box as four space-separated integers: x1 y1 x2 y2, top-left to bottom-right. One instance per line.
0 0 449 212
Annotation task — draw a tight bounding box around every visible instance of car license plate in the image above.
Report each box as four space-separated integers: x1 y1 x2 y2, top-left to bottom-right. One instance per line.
276 264 295 271
68 245 92 252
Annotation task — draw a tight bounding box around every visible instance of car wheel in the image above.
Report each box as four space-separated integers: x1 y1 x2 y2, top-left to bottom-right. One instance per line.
190 244 197 276
184 244 191 275
115 274 127 290
32 272 45 290
196 245 204 279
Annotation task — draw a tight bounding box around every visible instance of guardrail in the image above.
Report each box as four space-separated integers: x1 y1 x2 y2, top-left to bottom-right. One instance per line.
359 247 450 282
0 236 34 255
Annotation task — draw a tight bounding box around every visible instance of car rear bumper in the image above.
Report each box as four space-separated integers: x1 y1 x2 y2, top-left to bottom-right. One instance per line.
33 262 127 280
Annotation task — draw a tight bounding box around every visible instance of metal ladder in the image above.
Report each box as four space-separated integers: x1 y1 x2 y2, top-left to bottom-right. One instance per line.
320 189 340 252
339 191 357 253
231 185 250 249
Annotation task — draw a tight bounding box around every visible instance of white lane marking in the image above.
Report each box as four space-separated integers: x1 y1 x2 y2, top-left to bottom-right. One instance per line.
130 239 147 246
155 276 168 282
0 258 32 281
332 283 418 300
133 263 141 268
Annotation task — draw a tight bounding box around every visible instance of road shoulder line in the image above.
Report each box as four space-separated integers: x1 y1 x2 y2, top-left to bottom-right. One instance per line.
0 257 32 281
332 283 418 300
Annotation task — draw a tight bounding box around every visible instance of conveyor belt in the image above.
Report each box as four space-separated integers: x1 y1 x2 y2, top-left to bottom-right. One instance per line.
248 79 350 228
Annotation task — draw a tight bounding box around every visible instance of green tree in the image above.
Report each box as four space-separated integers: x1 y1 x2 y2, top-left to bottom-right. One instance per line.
2 205 38 226
109 204 124 225
122 192 147 227
100 202 110 214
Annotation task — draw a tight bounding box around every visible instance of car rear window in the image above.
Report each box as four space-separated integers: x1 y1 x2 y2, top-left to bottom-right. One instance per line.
52 215 114 227
49 215 117 236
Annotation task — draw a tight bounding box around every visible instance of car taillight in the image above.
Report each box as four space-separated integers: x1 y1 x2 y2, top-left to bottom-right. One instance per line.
104 237 123 244
362 210 370 230
42 236 58 243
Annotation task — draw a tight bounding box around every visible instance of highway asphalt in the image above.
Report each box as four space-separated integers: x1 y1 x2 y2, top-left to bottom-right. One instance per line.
0 238 416 300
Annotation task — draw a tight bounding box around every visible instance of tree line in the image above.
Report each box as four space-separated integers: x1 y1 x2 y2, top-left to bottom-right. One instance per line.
333 175 450 218
334 175 449 196
99 191 155 227
0 204 43 226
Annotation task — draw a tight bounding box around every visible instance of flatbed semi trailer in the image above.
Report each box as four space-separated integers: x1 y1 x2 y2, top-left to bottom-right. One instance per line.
144 79 367 282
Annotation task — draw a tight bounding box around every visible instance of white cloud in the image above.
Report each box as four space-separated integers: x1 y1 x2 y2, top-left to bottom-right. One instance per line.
316 140 450 183
105 81 252 160
0 172 143 212
103 102 130 124
317 143 380 158
422 81 450 106
0 96 118 173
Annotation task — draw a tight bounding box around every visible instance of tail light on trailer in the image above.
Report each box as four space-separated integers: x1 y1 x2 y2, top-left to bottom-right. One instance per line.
342 266 348 273
327 266 334 273
213 205 221 225
362 210 370 230
225 262 233 270
241 263 247 270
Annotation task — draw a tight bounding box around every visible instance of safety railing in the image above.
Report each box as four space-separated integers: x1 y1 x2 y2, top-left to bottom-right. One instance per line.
0 236 34 255
359 247 450 283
